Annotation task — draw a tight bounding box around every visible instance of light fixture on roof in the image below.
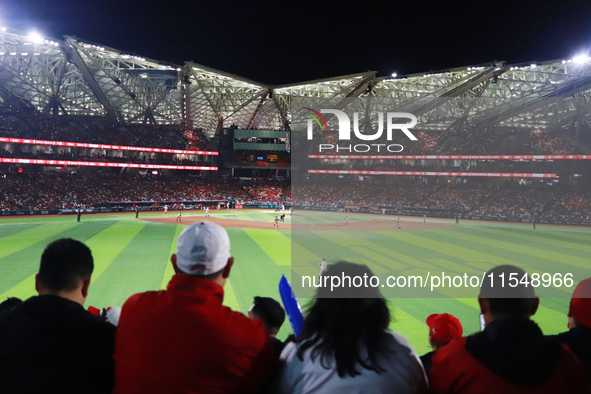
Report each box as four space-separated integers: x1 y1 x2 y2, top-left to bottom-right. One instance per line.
27 32 44 44
391 72 397 77
572 54 590 64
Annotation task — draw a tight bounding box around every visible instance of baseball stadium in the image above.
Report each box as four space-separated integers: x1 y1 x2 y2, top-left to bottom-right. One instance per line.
0 21 591 393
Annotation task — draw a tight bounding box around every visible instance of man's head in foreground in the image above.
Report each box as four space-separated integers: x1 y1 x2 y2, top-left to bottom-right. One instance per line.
35 238 94 306
567 277 591 330
171 221 234 287
478 265 539 326
249 296 286 337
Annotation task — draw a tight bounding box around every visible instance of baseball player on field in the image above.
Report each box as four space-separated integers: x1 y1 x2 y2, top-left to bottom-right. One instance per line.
164 205 168 214
344 215 349 226
397 217 401 230
176 212 182 222
205 207 210 218
424 215 427 224
274 216 280 228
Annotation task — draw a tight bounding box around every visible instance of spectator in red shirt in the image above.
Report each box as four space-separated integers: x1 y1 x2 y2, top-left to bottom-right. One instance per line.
420 313 463 374
113 221 276 394
429 265 589 394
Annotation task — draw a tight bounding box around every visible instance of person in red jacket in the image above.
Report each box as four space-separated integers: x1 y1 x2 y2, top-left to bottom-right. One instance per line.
113 221 276 394
429 265 589 394
420 313 463 374
548 277 591 371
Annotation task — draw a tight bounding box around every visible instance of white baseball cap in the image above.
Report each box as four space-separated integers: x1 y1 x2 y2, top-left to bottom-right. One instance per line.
176 221 231 275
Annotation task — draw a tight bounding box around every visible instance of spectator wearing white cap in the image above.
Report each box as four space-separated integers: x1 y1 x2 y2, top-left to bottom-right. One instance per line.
113 222 276 394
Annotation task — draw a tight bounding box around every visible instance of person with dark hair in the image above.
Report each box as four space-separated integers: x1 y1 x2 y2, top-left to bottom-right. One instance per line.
0 297 22 319
114 222 275 394
277 261 427 394
0 238 116 394
429 265 589 393
249 296 286 354
548 277 591 371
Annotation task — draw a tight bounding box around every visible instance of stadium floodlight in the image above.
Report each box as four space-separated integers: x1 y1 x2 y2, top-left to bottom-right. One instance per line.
391 72 397 77
572 54 590 64
27 32 44 44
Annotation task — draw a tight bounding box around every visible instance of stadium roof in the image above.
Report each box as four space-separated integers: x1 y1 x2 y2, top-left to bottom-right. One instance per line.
1 27 591 137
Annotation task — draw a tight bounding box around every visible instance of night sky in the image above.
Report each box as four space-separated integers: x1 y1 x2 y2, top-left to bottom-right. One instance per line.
3 0 591 84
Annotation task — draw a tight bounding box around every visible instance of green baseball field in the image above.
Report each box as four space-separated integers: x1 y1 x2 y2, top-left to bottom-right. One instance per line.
0 209 589 354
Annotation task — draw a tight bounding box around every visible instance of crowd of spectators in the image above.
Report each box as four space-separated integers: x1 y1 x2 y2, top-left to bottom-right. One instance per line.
308 127 582 155
289 181 591 222
1 227 590 393
313 158 559 173
0 108 210 151
1 171 590 221
0 173 287 210
449 128 507 154
469 189 555 218
516 129 580 155
244 185 283 201
413 188 492 211
541 192 591 222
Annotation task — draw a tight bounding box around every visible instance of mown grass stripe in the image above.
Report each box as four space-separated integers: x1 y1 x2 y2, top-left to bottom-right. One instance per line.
380 230 526 270
497 227 591 246
86 222 173 308
222 278 240 312
227 228 291 339
244 228 291 266
0 222 78 261
474 226 591 257
0 221 117 300
388 304 429 352
85 220 147 282
414 230 579 286
426 229 586 296
0 223 41 239
461 227 591 270
160 224 184 289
